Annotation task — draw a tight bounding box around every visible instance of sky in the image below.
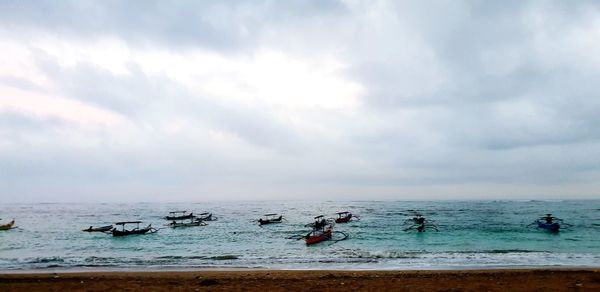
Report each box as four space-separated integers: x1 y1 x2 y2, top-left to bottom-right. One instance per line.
1 1 600 202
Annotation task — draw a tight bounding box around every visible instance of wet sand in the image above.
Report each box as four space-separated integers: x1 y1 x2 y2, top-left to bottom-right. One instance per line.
1 269 599 291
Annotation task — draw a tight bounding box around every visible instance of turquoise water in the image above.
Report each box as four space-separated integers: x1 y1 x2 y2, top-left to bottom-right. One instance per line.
1 200 599 271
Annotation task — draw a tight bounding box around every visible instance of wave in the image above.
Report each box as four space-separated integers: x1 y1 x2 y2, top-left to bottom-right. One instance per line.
209 255 239 260
27 257 65 264
483 249 543 254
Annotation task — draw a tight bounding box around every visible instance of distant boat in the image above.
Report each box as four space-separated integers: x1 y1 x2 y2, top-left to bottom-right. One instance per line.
198 212 217 221
258 214 283 225
404 213 438 232
167 219 207 228
335 211 357 223
82 225 113 232
165 211 194 221
112 221 156 237
166 215 207 228
0 219 15 231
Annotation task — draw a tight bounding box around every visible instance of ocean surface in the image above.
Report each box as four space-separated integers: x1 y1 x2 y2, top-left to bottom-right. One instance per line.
1 200 599 272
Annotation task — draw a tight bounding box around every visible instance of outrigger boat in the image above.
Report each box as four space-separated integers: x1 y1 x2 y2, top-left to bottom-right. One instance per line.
335 211 358 223
258 213 283 225
82 225 113 232
533 214 562 232
166 216 207 228
0 219 15 231
198 212 217 221
305 215 328 229
112 221 157 237
404 214 438 232
305 225 333 245
165 211 194 221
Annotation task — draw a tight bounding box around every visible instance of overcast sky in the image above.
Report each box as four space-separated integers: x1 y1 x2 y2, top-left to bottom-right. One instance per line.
1 1 600 202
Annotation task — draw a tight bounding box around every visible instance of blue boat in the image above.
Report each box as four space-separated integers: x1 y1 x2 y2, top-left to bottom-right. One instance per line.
534 214 562 232
536 220 560 232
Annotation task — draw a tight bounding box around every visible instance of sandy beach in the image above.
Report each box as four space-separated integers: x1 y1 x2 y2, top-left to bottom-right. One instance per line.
1 269 599 291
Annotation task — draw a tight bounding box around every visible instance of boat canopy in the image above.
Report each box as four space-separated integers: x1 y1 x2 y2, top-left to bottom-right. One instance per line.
263 213 278 216
314 215 324 219
337 211 349 215
169 211 187 214
200 212 210 215
116 221 142 225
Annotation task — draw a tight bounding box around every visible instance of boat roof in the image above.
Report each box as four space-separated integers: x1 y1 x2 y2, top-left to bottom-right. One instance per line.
169 211 187 214
314 215 324 219
263 213 278 216
337 211 350 214
200 212 210 215
115 221 142 225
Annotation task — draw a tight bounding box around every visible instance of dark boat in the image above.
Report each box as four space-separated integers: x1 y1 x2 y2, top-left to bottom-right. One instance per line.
199 212 217 221
335 211 353 223
258 213 283 225
165 211 194 221
536 220 560 232
404 214 438 232
112 221 156 237
166 216 207 228
534 214 561 232
306 215 327 229
0 219 15 231
82 225 113 232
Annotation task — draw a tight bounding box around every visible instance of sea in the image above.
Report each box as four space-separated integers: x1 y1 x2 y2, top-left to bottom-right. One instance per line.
1 200 599 272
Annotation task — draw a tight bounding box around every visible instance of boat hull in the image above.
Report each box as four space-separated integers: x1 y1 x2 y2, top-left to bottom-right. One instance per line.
259 219 281 225
259 216 283 225
112 226 153 237
165 214 194 221
199 214 215 221
0 220 14 231
82 225 113 232
335 217 351 224
537 221 560 232
168 221 206 228
305 229 332 245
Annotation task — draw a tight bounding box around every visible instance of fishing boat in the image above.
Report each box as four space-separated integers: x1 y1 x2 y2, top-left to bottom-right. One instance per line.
166 216 207 228
258 213 283 225
305 226 333 245
335 211 354 223
306 215 328 229
404 214 438 232
82 225 113 232
534 214 561 232
198 212 217 221
112 221 156 237
536 220 560 232
0 219 15 231
165 211 194 221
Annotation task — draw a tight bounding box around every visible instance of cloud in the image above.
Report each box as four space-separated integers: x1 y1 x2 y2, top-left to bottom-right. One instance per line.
0 0 347 52
1 1 600 201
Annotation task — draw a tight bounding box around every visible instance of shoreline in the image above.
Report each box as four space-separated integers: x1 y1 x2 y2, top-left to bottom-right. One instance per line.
3 264 600 274
1 268 599 291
